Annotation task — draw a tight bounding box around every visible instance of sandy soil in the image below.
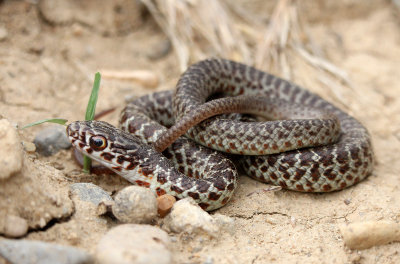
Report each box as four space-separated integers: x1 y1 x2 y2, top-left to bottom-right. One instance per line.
1 0 400 263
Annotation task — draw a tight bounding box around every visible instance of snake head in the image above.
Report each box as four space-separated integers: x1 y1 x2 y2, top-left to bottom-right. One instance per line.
66 120 145 171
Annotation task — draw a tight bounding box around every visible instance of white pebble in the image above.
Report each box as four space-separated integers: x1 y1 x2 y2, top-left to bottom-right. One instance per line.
39 218 46 228
96 224 171 264
112 186 157 223
3 215 28 238
163 198 220 237
340 220 400 249
0 119 23 179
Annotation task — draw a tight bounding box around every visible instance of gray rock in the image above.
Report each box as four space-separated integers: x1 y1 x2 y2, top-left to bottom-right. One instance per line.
0 118 23 179
0 239 93 264
34 125 71 156
70 183 112 206
112 186 157 223
96 224 171 264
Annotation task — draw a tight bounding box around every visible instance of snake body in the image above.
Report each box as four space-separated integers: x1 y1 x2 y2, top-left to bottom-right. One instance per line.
67 58 374 211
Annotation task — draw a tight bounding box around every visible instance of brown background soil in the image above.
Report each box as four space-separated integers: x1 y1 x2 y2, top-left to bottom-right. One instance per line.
1 0 399 263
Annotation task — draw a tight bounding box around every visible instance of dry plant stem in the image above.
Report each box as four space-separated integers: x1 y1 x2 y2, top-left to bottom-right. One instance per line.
142 0 351 108
293 44 350 84
340 221 400 250
101 69 159 88
141 0 250 71
253 0 352 106
255 0 292 70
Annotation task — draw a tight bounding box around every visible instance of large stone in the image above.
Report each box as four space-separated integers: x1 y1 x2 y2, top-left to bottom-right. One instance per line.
0 156 73 235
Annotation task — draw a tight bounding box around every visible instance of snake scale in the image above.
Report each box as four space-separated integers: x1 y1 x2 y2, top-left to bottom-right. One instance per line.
67 58 374 211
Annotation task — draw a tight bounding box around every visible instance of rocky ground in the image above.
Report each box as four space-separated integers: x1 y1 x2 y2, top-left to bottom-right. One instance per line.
1 0 400 263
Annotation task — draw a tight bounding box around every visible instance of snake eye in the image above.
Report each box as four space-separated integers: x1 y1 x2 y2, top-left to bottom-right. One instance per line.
89 135 107 151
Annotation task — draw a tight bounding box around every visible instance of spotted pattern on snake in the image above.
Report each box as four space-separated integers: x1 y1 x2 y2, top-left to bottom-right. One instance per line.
67 58 374 211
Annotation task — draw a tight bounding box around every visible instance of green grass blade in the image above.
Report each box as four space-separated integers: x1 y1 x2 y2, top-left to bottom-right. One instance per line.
85 72 101 121
83 72 101 173
21 118 68 129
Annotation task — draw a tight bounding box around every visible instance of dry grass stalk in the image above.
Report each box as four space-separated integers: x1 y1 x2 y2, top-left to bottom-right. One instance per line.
141 0 251 72
254 0 291 72
252 0 353 105
141 0 352 105
101 69 159 88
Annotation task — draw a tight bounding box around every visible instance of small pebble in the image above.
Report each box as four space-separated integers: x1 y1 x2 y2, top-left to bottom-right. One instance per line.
39 218 46 228
34 126 71 156
96 224 171 264
70 183 113 206
147 39 171 60
51 161 65 170
71 23 84 36
265 216 279 225
340 220 400 249
112 186 157 223
22 141 36 153
344 198 352 205
28 42 45 55
0 239 93 264
163 198 219 237
157 194 176 218
290 216 297 227
0 118 23 179
203 255 214 264
0 26 8 41
96 200 114 216
3 215 28 238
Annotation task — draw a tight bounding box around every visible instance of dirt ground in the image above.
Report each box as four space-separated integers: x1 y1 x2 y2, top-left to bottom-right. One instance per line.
1 0 400 263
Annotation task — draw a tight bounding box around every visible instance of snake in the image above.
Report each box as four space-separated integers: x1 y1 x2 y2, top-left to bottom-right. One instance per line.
67 58 374 211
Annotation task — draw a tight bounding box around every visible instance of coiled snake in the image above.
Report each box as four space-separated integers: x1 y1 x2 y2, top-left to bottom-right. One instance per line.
67 58 374 211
